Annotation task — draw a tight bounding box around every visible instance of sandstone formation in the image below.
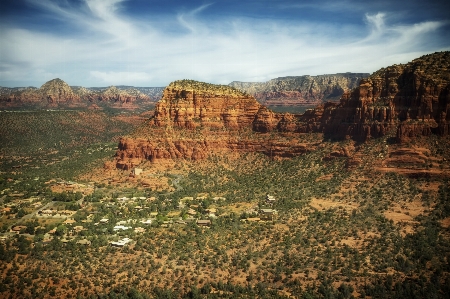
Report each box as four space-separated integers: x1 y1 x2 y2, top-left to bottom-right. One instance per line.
229 73 369 106
315 51 450 142
0 78 155 108
115 52 450 169
0 79 81 107
115 80 320 169
248 51 450 142
152 80 260 130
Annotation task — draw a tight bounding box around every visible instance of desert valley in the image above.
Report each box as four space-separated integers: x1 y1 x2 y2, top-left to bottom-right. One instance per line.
1 51 450 299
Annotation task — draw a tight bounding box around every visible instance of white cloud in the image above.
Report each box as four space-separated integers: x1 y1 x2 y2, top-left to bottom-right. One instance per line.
90 71 152 85
1 1 449 87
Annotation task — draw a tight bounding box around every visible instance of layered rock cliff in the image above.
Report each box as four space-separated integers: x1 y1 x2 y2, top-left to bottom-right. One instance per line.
116 52 450 168
307 51 450 142
115 80 318 169
152 80 261 130
248 52 450 142
229 73 369 106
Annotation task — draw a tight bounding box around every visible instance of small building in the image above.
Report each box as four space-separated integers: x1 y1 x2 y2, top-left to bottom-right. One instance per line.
73 226 85 233
64 219 76 225
11 225 27 234
113 225 130 231
205 208 217 214
259 209 277 221
245 217 261 222
110 237 132 247
1 207 11 214
132 168 143 176
212 196 226 201
266 194 276 204
99 218 109 224
197 219 211 227
76 239 91 246
141 219 152 225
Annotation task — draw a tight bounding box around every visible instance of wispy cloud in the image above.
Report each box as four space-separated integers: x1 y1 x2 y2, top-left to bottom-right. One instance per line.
0 0 449 87
90 70 152 85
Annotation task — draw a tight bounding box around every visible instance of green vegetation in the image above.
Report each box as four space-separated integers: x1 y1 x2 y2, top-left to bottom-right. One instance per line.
169 80 247 96
0 109 449 298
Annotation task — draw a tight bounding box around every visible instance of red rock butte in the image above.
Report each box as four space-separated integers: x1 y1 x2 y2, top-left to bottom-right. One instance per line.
115 52 450 169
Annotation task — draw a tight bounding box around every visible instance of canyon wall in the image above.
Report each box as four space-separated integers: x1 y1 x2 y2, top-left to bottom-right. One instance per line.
229 73 369 106
115 80 319 169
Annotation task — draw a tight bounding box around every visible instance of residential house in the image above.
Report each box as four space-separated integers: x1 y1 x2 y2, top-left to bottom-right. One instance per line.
64 219 76 225
113 225 130 231
259 209 278 221
212 196 226 201
197 219 211 227
110 238 132 247
266 194 276 204
141 219 152 225
76 239 91 246
132 168 143 176
11 226 27 234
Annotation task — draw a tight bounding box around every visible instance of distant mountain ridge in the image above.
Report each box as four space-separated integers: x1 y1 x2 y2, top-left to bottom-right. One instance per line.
229 73 370 106
0 78 164 109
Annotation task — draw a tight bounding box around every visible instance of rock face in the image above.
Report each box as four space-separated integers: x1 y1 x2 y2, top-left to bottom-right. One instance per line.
0 79 81 107
313 51 450 142
40 78 80 105
115 80 318 169
0 78 154 108
116 52 450 168
229 73 369 106
84 86 150 104
246 51 449 142
152 80 261 130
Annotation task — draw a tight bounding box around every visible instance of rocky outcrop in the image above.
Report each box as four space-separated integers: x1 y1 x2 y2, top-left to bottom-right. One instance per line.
230 53 450 141
115 80 319 168
152 80 261 130
296 51 450 142
115 52 450 167
40 78 80 105
0 78 154 108
229 73 369 106
0 79 81 107
85 86 150 104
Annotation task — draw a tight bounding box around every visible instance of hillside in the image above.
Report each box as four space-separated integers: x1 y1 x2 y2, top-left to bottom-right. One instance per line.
0 53 450 299
229 73 369 106
0 78 162 109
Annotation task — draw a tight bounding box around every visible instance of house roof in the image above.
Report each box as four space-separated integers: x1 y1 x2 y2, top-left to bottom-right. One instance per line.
197 219 211 225
76 239 91 245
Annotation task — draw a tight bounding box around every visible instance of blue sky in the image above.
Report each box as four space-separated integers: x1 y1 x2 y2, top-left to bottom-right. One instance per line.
0 0 449 87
